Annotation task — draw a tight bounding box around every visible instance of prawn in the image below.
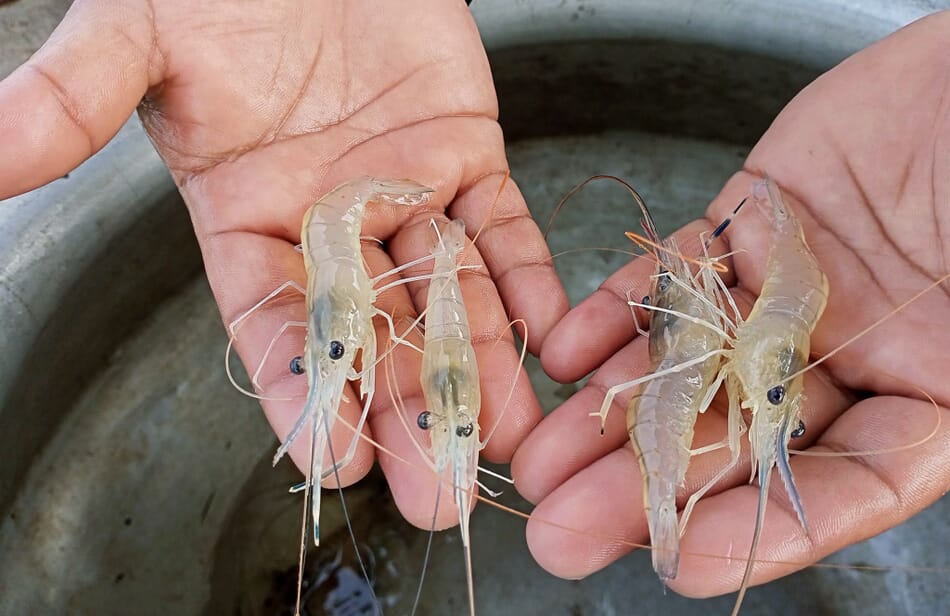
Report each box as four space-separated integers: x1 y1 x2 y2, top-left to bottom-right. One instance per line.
593 184 734 583
384 212 525 616
224 177 440 616
677 177 828 615
727 178 828 615
276 177 435 551
413 218 483 616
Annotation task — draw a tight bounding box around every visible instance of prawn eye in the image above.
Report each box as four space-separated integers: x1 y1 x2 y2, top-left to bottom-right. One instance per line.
289 356 305 375
417 412 434 430
657 272 672 292
456 423 474 438
328 340 345 360
767 385 786 405
791 420 806 439
641 295 650 306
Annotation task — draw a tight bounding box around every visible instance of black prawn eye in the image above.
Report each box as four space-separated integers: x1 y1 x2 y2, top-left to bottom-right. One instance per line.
766 385 786 405
790 420 806 439
641 295 651 306
417 412 434 430
289 356 304 375
657 271 672 292
328 340 345 360
456 423 474 438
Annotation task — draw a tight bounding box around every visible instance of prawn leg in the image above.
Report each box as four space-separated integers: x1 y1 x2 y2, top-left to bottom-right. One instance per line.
678 375 746 536
593 349 726 432
319 326 379 481
223 281 306 400
226 279 306 337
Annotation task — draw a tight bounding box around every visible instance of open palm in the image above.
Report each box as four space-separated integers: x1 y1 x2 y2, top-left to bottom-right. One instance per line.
0 0 568 529
513 11 950 596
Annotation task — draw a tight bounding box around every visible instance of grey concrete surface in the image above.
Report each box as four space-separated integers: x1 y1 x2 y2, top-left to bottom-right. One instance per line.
0 0 69 79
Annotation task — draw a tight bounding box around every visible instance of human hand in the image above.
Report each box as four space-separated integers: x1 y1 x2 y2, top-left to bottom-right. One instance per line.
0 0 568 528
513 10 950 596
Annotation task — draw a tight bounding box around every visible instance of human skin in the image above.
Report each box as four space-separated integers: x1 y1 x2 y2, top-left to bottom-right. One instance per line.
514 10 950 596
0 0 568 530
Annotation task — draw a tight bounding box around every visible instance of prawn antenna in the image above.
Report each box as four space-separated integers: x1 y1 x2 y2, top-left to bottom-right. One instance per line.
480 319 529 447
625 231 730 274
470 170 511 247
410 485 442 616
324 412 382 616
704 197 748 250
543 174 659 246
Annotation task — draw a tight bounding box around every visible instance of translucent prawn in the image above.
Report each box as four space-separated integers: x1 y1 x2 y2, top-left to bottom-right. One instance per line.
413 219 483 616
593 185 734 583
679 177 828 615
383 214 525 616
279 177 437 555
224 177 437 556
615 178 949 613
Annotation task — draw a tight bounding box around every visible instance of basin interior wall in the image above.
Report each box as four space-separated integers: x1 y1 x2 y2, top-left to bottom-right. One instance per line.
0 2 947 615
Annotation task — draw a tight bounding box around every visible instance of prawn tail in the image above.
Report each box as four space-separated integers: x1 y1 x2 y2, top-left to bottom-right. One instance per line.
649 504 681 584
368 178 434 206
731 461 772 616
776 426 808 533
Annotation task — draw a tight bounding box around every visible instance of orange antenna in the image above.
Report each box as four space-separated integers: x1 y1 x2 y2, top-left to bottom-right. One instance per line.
624 231 730 274
791 381 941 458
470 170 511 247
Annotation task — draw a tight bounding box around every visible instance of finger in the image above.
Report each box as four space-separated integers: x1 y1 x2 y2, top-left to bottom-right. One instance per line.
671 395 950 598
0 0 161 198
450 172 570 355
526 446 647 579
387 212 544 463
204 231 376 487
512 336 650 505
540 219 737 383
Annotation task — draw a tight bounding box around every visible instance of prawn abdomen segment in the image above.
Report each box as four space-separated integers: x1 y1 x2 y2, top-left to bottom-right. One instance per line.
628 337 723 581
302 177 432 230
752 178 829 330
424 256 471 342
627 237 726 582
300 175 432 289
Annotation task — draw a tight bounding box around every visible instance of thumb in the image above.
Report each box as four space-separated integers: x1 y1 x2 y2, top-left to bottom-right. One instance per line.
0 0 162 199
